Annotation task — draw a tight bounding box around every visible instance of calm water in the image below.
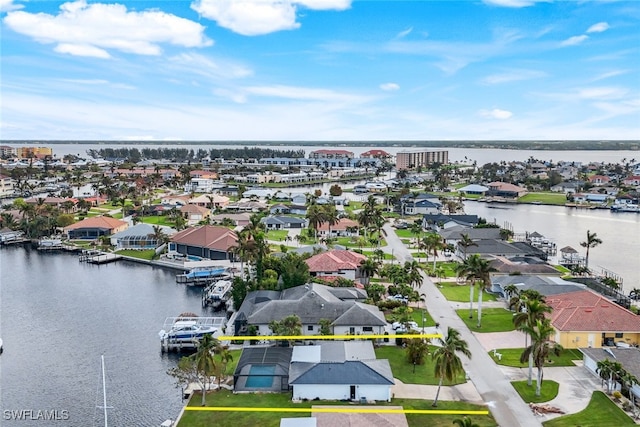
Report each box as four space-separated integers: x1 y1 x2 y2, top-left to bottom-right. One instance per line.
13 142 638 166
465 201 640 291
0 248 216 426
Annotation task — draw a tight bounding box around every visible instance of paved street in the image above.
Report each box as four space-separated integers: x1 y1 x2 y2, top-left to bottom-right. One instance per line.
382 223 544 427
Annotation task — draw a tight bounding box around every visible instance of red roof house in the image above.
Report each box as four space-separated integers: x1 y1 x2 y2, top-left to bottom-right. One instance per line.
169 225 238 260
305 249 367 282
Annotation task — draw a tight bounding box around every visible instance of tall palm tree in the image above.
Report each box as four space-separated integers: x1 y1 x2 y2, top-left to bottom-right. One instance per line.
513 298 552 386
457 233 477 261
596 359 624 395
580 229 602 270
519 319 563 397
456 254 497 327
621 371 639 418
432 327 471 407
359 258 379 286
306 205 326 241
193 334 220 406
422 232 444 272
405 260 423 289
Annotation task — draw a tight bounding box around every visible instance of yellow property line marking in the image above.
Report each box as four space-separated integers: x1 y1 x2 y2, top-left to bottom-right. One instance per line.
184 407 489 415
217 334 442 341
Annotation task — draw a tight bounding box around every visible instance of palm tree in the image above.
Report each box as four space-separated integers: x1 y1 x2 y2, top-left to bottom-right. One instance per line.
597 359 624 395
580 230 602 270
193 334 219 406
432 327 471 407
519 319 563 397
456 254 497 327
404 260 423 289
513 298 552 386
306 205 326 241
621 371 639 418
457 233 477 260
359 258 379 286
422 232 444 272
452 417 480 427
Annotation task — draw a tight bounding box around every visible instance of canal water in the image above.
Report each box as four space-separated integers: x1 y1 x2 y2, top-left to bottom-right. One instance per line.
0 247 216 427
464 201 640 292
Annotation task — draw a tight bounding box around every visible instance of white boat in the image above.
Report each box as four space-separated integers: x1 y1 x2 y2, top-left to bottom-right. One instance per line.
159 319 218 344
202 280 232 308
0 337 3 354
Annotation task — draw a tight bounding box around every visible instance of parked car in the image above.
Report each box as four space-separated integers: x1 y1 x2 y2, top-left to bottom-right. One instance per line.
392 321 419 332
388 294 408 304
615 341 631 349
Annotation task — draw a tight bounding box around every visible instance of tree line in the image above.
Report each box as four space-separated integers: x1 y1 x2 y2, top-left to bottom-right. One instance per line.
86 147 305 162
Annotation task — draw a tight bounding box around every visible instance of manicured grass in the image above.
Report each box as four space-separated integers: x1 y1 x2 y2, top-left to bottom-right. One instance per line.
456 308 516 332
554 265 571 273
511 380 559 403
178 390 496 427
374 345 466 385
140 215 174 226
116 249 157 260
361 251 395 260
543 391 636 427
489 348 582 367
266 230 290 241
410 308 436 328
518 193 567 206
437 283 497 302
395 229 420 239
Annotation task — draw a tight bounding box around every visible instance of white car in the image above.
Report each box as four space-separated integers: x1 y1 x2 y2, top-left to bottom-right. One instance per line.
392 321 419 332
389 295 409 304
615 341 631 349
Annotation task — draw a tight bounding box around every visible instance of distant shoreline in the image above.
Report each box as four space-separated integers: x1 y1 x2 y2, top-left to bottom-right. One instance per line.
1 140 639 151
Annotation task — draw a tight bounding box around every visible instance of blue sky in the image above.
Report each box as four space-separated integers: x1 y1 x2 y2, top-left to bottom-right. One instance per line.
1 0 639 141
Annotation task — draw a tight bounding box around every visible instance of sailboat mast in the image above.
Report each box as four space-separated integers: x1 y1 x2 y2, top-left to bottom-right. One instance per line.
101 354 108 427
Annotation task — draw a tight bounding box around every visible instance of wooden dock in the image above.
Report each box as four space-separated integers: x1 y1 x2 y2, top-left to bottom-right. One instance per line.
79 252 122 264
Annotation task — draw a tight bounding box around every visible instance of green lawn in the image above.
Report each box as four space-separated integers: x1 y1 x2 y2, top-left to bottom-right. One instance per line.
511 380 559 403
140 216 174 227
543 391 636 427
518 193 567 206
361 250 395 260
116 249 157 260
489 348 582 367
438 282 497 302
266 230 290 241
395 229 420 239
456 308 516 332
374 345 465 385
177 389 496 427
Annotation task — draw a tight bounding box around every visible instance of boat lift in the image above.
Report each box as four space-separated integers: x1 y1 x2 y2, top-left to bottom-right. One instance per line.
159 316 227 352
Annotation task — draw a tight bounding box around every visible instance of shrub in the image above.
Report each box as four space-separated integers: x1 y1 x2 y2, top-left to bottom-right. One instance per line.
613 390 623 401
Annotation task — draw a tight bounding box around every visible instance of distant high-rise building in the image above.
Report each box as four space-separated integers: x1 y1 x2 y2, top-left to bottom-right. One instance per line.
396 150 448 170
17 146 53 159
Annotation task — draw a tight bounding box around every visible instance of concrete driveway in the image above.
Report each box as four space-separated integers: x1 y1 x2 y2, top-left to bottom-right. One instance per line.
474 330 530 352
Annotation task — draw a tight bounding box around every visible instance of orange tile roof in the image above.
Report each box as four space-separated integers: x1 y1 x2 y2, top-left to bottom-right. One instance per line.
317 218 359 232
64 216 128 231
547 290 640 332
305 250 366 273
170 225 238 252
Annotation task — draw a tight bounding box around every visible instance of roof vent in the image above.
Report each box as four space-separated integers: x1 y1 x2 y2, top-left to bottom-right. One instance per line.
584 309 592 313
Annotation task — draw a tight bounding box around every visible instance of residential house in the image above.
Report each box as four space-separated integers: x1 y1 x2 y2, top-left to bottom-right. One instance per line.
588 175 612 186
161 194 191 207
309 149 354 159
291 194 308 205
305 249 366 282
242 189 275 199
360 149 391 159
550 181 582 194
110 223 176 250
189 169 218 180
546 290 640 349
289 341 394 401
288 204 308 216
168 225 238 260
234 283 385 337
261 215 307 230
270 204 291 215
24 196 78 212
486 182 528 198
422 214 479 231
179 204 211 225
188 193 230 209
623 176 640 187
465 240 547 260
317 218 359 238
224 200 268 212
233 347 293 392
458 184 488 195
489 256 562 276
64 216 128 239
573 193 610 204
403 199 440 215
184 178 217 193
490 275 587 298
210 213 251 227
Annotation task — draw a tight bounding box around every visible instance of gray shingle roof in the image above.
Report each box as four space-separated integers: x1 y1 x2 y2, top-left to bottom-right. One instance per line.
580 347 640 379
289 360 394 385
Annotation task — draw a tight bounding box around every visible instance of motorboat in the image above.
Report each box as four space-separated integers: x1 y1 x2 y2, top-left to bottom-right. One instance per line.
158 319 218 343
202 280 233 308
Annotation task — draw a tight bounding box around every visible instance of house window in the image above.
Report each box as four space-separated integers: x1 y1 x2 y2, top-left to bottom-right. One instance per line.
363 327 373 332
307 325 314 331
615 332 623 338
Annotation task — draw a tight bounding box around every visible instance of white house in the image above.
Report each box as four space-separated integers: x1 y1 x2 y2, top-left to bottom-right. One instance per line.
184 178 217 193
289 341 394 402
580 347 640 398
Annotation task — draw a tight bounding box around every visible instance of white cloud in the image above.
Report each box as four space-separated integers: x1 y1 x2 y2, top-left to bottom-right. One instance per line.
396 27 413 39
191 0 351 36
587 22 609 33
561 35 588 46
0 0 23 12
482 0 543 8
379 83 399 91
243 85 368 103
479 108 513 120
482 69 546 85
3 0 212 58
590 70 629 82
168 53 253 80
578 86 629 100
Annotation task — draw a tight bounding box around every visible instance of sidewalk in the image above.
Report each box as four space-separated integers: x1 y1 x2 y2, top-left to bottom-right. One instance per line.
391 379 484 404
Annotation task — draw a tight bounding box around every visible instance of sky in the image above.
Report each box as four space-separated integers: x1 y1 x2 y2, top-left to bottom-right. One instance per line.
1 0 639 141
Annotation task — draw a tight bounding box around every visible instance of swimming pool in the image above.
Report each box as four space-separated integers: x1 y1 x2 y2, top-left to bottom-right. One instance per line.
245 365 276 388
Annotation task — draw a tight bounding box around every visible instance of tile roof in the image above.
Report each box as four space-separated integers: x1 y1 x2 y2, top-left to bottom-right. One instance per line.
316 218 359 232
547 290 640 332
305 249 366 273
64 216 128 231
170 225 238 252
